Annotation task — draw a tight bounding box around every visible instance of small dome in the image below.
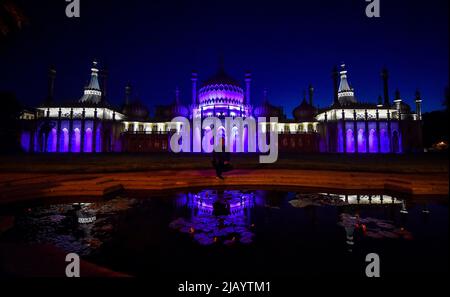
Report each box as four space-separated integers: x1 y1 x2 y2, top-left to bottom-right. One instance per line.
122 99 150 120
293 98 317 122
202 68 241 88
253 92 284 118
154 88 189 120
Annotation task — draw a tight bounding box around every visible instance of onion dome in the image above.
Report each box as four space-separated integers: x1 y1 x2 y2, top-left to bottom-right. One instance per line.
79 61 102 104
293 92 317 122
121 83 149 120
198 66 244 106
253 89 285 118
154 87 189 120
168 87 189 118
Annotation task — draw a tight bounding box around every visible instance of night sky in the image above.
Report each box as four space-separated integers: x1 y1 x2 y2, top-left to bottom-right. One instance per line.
0 0 448 116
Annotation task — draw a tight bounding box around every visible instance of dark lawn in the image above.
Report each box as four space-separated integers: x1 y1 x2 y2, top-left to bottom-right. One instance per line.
0 152 448 174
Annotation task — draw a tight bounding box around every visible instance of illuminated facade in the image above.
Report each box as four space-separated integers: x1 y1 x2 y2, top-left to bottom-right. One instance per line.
19 61 423 153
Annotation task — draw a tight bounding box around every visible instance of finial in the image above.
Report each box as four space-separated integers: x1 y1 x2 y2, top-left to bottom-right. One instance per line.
175 86 180 104
415 89 421 100
218 54 225 72
263 88 269 102
308 84 314 105
125 82 132 104
395 89 401 100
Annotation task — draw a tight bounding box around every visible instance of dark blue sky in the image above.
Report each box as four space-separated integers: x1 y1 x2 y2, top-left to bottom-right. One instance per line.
0 0 448 116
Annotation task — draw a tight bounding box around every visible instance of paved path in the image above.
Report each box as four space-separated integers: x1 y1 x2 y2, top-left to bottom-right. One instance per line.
0 169 447 205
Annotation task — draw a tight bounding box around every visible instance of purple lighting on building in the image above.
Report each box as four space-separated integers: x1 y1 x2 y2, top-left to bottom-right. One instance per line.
346 129 355 153
357 129 366 153
85 128 92 153
61 128 69 152
20 131 30 152
369 129 378 153
47 128 57 152
72 128 81 152
380 129 390 153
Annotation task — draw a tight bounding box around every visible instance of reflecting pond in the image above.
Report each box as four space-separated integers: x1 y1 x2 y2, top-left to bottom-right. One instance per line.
0 190 448 277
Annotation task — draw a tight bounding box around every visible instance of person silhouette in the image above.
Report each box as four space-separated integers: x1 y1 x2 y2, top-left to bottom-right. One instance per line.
212 137 233 179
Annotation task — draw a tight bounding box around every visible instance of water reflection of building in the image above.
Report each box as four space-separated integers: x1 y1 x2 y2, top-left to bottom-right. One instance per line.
170 190 260 245
20 61 423 153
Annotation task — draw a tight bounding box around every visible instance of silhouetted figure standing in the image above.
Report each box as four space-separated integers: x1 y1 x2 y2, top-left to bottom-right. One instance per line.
212 138 233 179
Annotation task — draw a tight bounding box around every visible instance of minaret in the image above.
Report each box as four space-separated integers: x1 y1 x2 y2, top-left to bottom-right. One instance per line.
377 95 383 108
415 89 422 120
191 71 198 106
245 71 252 105
79 61 102 104
381 67 390 107
308 84 314 106
332 65 339 105
46 65 56 105
393 89 402 112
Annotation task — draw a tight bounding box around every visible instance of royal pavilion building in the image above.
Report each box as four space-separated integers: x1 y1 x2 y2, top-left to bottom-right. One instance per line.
19 61 423 154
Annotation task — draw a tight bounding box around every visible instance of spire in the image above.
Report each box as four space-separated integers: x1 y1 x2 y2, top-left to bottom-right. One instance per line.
394 89 401 101
338 64 351 92
46 65 56 105
332 65 339 105
175 86 181 104
337 63 356 105
415 89 422 120
244 71 251 105
308 84 314 106
377 95 383 107
125 82 132 105
381 67 390 106
87 60 100 90
100 66 108 105
415 89 422 101
263 88 269 103
393 88 402 112
191 71 198 106
79 60 102 104
302 89 307 103
218 54 225 72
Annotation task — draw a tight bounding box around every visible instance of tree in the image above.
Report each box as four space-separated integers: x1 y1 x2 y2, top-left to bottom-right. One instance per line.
0 0 27 39
0 91 23 152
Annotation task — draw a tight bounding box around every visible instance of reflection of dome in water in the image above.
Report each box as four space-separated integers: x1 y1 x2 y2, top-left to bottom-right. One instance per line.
169 190 257 246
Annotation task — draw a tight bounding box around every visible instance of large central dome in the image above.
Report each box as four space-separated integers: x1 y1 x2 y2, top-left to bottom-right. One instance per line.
198 68 244 107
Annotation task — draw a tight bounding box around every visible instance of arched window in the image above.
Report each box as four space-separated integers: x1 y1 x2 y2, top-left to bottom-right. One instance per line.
357 129 366 153
72 128 81 152
84 128 93 153
47 128 57 153
346 129 355 153
61 128 69 152
368 129 378 153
